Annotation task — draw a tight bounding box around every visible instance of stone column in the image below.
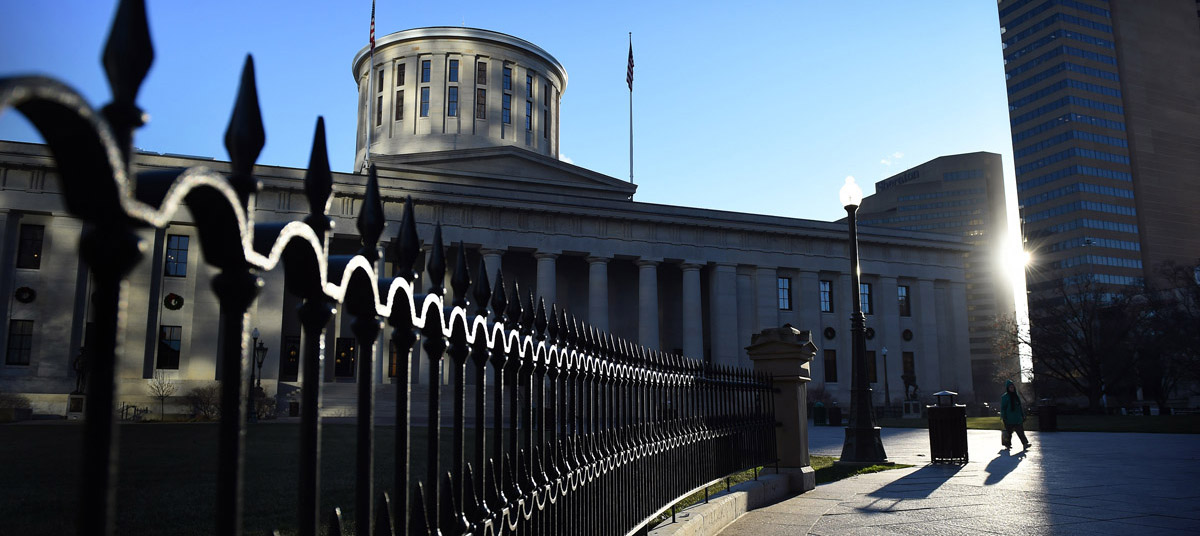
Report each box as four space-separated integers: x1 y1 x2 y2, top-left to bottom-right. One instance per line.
746 325 818 493
680 263 703 359
480 248 505 286
796 270 820 335
636 259 659 350
587 256 609 331
535 252 557 309
917 278 938 398
755 266 778 333
877 275 900 408
950 280 974 399
710 263 739 366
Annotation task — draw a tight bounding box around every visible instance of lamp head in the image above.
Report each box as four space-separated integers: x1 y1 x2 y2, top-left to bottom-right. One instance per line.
881 346 888 356
840 176 863 209
251 327 260 340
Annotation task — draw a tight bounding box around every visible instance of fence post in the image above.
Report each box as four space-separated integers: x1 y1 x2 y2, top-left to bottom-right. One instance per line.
746 324 818 493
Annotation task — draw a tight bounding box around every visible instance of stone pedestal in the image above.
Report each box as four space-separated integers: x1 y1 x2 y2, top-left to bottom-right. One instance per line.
67 394 86 420
746 324 818 494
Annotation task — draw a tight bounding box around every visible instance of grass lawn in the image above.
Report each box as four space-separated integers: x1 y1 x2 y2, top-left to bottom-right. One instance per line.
0 423 442 536
876 414 1200 433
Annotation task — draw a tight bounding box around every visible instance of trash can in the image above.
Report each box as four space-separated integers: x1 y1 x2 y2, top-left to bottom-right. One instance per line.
813 402 827 425
828 406 843 427
1038 400 1057 432
927 390 968 464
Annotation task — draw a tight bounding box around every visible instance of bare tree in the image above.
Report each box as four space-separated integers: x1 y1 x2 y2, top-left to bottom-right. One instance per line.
1139 261 1200 410
147 370 177 420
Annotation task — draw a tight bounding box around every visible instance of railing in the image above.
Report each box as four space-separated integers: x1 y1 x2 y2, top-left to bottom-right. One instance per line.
0 1 777 534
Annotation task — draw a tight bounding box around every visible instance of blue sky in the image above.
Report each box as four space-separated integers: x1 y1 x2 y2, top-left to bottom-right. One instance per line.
0 0 1016 224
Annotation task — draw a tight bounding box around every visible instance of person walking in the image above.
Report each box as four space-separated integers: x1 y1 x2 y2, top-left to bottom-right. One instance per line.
1000 379 1031 450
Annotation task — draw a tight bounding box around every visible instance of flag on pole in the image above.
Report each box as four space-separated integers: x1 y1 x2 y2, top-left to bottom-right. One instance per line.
369 0 376 52
626 40 634 90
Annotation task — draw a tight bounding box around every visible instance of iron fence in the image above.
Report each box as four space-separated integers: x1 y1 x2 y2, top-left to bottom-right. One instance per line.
0 1 777 534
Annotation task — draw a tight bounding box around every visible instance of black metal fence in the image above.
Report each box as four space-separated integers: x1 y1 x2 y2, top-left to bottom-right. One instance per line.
0 1 777 534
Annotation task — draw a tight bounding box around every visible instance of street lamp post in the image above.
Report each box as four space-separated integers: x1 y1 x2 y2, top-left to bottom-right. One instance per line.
882 346 890 414
254 340 268 388
248 328 261 423
838 176 890 465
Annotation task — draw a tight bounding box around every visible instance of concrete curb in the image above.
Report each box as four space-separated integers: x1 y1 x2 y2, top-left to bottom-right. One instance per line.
649 468 814 536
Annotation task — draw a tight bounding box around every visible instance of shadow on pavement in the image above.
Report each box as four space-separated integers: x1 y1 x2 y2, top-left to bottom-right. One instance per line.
983 448 1026 485
865 463 964 499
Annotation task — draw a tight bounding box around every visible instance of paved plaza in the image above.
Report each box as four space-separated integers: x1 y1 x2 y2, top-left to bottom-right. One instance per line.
719 424 1200 535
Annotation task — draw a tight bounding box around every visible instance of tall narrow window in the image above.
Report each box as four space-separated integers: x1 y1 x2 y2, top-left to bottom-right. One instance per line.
157 325 181 370
544 105 551 139
448 59 459 82
823 349 837 383
525 101 532 131
777 277 792 310
866 350 877 383
376 95 382 126
5 320 33 365
164 234 189 277
16 224 44 269
819 280 833 313
476 89 486 119
476 61 487 85
397 63 406 86
503 67 512 90
420 87 430 117
447 86 459 117
902 352 915 377
395 90 404 120
898 285 911 316
860 283 874 315
377 69 384 92
335 337 356 378
281 335 300 382
420 60 431 83
543 84 549 107
389 340 399 377
526 73 533 97
502 93 511 124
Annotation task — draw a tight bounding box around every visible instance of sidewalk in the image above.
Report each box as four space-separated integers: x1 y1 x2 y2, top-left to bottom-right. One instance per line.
719 425 1200 535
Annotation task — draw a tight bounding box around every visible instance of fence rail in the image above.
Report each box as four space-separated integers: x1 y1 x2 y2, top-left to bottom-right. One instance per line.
0 1 777 534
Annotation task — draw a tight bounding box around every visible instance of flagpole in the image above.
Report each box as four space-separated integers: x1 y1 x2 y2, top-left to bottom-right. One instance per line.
628 32 634 185
366 0 376 173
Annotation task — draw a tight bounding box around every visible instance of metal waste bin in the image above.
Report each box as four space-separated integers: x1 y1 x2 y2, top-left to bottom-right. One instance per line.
1038 400 1057 431
812 403 827 425
828 406 843 426
927 390 968 464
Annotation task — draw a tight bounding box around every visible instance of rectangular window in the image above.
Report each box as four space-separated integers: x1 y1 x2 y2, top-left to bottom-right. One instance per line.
819 280 833 313
503 67 512 90
476 61 487 85
389 340 399 377
421 60 431 83
447 86 458 117
866 350 877 383
5 320 33 365
164 234 189 277
375 95 382 126
156 325 181 370
543 83 549 106
420 87 430 117
502 93 511 124
397 63 405 86
525 100 532 131
476 89 486 119
395 90 404 120
902 352 915 377
823 349 837 383
377 69 384 92
526 73 533 96
335 337 357 378
16 224 44 269
777 277 792 310
860 283 873 315
281 335 300 382
544 106 550 138
448 59 458 82
898 285 911 317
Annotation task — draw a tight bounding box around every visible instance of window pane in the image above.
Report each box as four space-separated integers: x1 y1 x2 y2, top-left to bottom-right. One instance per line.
281 335 300 382
898 285 911 316
447 87 458 117
165 235 189 277
819 280 833 313
448 59 458 82
16 224 44 269
777 277 792 310
476 89 486 119
525 100 532 130
502 94 511 124
476 62 487 85
823 349 837 383
866 350 877 383
397 63 405 86
503 67 512 90
420 87 430 117
526 73 533 96
395 90 404 120
860 283 873 315
157 325 181 369
5 319 33 365
421 60 431 83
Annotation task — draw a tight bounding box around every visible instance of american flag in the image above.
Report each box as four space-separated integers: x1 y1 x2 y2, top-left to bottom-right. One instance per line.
369 0 376 52
626 41 634 90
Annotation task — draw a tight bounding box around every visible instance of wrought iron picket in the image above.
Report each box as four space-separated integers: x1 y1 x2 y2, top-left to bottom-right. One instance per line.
0 1 778 534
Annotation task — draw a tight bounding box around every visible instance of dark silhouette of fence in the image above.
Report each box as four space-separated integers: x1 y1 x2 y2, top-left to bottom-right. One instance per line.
0 1 777 534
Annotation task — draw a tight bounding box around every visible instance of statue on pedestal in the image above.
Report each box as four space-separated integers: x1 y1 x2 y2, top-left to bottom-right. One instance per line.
73 349 90 395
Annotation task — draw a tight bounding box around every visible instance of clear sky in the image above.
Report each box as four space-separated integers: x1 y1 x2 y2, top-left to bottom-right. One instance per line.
0 0 1017 224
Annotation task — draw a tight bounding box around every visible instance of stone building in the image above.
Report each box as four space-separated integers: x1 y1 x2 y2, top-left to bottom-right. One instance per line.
0 27 976 415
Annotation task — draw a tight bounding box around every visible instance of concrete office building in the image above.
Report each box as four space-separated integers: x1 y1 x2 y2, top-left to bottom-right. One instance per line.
998 0 1200 297
0 28 977 416
857 152 1016 403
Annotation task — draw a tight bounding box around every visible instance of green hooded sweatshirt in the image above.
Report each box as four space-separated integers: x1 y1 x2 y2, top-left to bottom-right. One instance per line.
1000 379 1024 425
